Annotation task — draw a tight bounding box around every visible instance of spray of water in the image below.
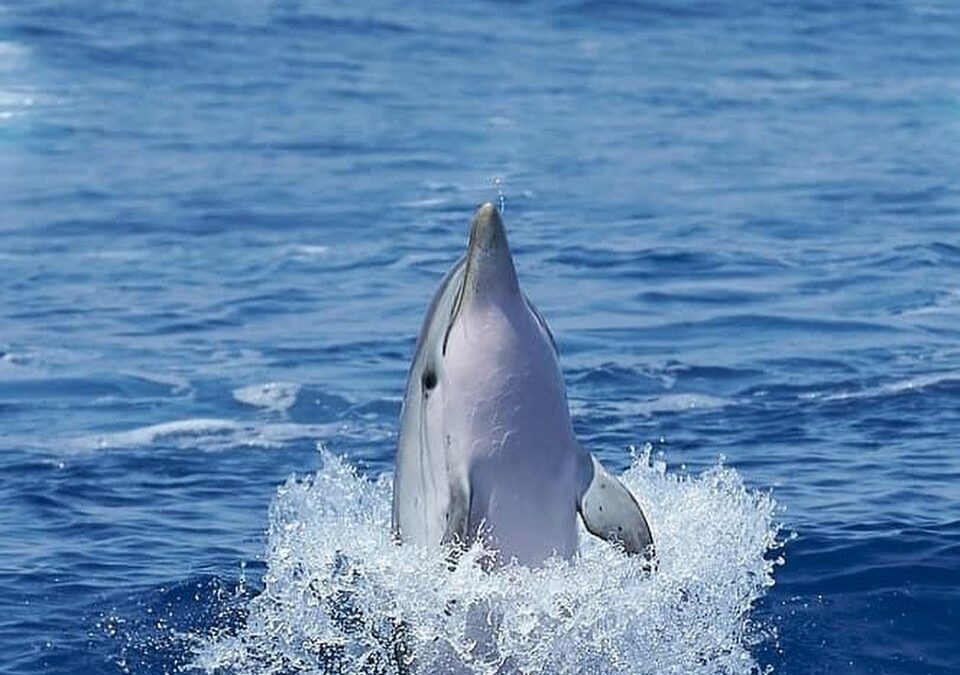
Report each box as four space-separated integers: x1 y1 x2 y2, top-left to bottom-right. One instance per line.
493 177 506 214
195 446 783 674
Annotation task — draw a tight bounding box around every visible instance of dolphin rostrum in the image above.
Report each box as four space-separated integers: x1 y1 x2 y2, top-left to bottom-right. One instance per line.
392 203 654 566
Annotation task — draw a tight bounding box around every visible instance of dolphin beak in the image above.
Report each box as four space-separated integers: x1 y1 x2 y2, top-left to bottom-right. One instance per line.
468 202 509 256
463 203 520 301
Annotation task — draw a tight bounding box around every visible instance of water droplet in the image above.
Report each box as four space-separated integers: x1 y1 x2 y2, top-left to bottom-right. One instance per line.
493 176 506 213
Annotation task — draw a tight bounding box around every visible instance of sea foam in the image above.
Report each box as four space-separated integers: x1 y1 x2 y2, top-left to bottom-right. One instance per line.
195 446 782 674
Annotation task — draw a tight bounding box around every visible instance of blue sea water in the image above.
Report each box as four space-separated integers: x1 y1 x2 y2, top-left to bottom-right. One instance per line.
2 0 959 673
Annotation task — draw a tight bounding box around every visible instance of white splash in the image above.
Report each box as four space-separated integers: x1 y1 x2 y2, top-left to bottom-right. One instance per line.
234 382 301 413
195 447 783 674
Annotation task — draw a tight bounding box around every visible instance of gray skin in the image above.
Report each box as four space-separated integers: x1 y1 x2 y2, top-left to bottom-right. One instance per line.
391 203 654 567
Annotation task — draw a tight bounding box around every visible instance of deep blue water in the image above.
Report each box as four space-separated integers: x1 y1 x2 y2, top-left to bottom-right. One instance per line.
2 1 959 673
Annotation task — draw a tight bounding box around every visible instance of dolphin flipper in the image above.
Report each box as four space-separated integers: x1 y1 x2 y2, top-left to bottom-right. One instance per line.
577 452 654 557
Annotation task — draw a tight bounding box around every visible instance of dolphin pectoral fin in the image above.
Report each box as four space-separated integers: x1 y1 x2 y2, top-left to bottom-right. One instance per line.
577 452 655 559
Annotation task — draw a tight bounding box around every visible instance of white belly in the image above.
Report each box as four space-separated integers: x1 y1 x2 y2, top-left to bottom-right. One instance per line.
468 448 580 565
448 364 582 566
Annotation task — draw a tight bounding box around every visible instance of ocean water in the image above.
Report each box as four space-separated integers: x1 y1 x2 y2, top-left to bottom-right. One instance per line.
2 1 959 673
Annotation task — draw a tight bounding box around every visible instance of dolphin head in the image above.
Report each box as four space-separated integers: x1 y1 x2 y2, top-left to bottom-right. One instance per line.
441 204 557 379
438 204 570 456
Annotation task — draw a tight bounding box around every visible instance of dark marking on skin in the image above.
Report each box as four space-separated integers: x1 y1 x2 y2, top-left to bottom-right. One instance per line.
442 486 470 545
422 369 437 392
525 295 559 355
442 269 467 356
411 258 464 360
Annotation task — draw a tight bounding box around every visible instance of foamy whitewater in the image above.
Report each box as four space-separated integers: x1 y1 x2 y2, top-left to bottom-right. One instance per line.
194 447 783 675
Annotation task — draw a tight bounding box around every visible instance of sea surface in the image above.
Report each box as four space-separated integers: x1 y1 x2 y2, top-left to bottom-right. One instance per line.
2 1 959 673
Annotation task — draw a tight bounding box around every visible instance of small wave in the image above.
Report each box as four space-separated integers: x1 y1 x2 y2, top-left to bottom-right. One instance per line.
88 418 242 449
0 345 86 374
74 418 340 451
625 393 734 416
0 349 29 375
572 393 735 419
194 448 783 674
288 244 331 259
898 288 960 316
398 197 451 209
0 39 37 125
120 370 193 394
233 382 301 413
0 40 28 63
801 370 960 403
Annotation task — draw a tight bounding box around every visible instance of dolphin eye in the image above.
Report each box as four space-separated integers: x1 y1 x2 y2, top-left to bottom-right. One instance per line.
422 369 438 392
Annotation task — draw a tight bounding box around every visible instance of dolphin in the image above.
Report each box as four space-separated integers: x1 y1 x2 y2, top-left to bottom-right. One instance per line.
391 203 654 567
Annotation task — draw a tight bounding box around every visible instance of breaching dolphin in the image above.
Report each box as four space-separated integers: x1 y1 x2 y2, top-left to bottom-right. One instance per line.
392 203 654 566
